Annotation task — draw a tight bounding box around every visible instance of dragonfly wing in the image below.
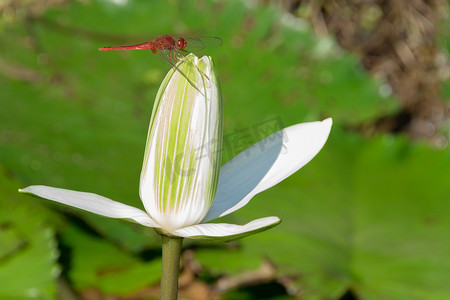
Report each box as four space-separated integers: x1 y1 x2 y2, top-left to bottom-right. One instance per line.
183 37 223 53
156 51 205 96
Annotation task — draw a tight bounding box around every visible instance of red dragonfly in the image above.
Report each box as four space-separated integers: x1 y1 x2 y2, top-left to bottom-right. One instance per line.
99 35 222 94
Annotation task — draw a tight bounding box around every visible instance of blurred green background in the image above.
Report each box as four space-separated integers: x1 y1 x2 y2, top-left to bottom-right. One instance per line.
1 0 449 299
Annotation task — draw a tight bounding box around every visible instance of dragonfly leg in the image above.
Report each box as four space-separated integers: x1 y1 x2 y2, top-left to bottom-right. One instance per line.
176 49 187 59
169 49 178 62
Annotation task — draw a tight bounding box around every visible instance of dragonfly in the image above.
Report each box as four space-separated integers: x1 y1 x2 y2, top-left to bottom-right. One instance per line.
99 35 222 94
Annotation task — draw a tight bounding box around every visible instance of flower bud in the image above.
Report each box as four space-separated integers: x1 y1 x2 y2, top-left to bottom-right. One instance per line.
140 54 222 230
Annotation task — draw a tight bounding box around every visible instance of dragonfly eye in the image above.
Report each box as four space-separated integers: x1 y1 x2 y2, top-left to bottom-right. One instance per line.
177 38 187 50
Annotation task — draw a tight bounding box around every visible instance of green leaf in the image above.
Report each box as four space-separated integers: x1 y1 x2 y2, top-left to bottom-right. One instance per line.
0 167 59 300
61 225 161 296
195 246 262 275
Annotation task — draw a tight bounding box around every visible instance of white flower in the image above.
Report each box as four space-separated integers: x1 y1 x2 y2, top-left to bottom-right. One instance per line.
19 54 332 242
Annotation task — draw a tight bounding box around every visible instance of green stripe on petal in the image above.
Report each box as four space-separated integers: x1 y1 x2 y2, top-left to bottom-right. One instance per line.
140 54 222 231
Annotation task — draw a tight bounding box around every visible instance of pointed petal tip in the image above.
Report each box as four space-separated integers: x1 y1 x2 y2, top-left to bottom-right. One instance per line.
19 186 36 194
323 117 332 125
18 188 31 196
322 117 333 139
318 117 333 134
20 185 51 196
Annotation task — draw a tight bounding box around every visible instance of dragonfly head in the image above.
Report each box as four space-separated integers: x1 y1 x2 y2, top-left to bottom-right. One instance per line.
177 37 187 51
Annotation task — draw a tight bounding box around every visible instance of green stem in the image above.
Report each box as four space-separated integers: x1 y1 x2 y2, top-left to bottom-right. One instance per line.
160 235 183 300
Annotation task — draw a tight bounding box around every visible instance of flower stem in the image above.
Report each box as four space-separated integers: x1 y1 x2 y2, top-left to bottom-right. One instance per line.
160 235 183 300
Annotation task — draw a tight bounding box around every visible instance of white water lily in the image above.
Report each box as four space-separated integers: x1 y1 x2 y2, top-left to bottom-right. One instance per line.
19 54 332 242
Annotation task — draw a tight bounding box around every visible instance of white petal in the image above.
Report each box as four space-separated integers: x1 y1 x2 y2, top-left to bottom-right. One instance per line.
170 217 281 241
19 185 159 227
203 118 332 222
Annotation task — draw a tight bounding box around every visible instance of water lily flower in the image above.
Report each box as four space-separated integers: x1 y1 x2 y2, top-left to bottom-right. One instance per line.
19 54 332 242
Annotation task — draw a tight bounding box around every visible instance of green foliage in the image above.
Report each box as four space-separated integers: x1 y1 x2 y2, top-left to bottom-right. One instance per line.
62 225 161 295
0 168 60 300
0 0 447 299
